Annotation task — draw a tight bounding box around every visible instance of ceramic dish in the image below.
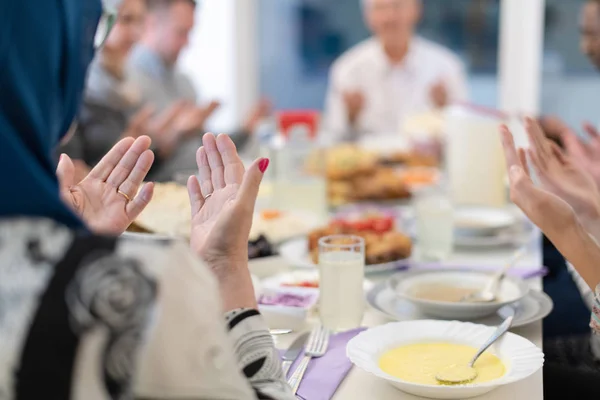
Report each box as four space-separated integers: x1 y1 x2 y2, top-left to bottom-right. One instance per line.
387 269 529 319
454 207 517 238
346 320 544 399
367 281 553 328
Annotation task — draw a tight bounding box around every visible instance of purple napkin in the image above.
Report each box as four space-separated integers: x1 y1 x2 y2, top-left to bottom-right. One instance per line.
280 328 366 400
406 262 548 279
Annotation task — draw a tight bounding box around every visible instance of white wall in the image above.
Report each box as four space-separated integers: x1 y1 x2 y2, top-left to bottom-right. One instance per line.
178 0 259 132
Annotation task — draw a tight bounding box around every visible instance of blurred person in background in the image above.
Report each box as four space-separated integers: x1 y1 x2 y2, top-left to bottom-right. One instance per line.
540 0 600 154
60 0 192 182
128 0 271 181
323 0 468 142
0 0 295 399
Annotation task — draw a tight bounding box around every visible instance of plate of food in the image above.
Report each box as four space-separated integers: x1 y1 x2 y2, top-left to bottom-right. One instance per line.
279 209 413 273
347 320 544 399
127 182 319 242
397 167 440 190
321 145 412 207
387 269 529 319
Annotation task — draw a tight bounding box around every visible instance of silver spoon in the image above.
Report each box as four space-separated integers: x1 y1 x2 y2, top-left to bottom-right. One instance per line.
436 308 515 385
461 247 527 303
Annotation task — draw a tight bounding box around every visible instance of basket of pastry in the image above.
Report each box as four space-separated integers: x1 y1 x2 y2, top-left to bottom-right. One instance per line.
307 210 412 267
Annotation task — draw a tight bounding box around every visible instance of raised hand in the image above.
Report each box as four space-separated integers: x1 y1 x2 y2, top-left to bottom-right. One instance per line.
242 98 272 133
57 136 155 235
122 105 155 139
430 80 449 108
501 124 600 291
499 124 576 236
174 101 222 138
522 117 600 221
343 90 365 126
145 102 188 158
187 133 268 310
563 123 600 188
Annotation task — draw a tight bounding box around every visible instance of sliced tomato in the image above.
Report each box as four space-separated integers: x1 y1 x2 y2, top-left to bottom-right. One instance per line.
347 219 374 232
371 216 394 233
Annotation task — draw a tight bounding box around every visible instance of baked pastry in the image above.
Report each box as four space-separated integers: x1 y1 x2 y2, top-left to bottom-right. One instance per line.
352 168 411 201
307 216 412 265
134 182 191 237
325 145 377 180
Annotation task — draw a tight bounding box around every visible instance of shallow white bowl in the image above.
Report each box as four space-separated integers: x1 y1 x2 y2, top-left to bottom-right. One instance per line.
454 207 517 237
346 320 544 399
388 269 529 319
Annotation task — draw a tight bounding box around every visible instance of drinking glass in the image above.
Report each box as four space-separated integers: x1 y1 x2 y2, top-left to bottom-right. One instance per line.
414 186 454 261
318 235 365 332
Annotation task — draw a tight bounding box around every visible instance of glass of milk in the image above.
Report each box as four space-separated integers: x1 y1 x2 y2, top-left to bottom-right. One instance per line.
414 186 454 261
318 235 365 332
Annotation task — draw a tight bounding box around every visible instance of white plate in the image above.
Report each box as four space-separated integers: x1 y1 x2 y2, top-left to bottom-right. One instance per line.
388 269 529 319
454 207 517 237
454 221 536 249
121 231 178 241
278 237 411 274
261 270 375 292
367 281 553 328
347 320 544 399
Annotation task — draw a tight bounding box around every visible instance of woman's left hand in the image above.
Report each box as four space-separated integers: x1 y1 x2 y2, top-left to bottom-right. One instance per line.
187 133 267 310
57 136 155 235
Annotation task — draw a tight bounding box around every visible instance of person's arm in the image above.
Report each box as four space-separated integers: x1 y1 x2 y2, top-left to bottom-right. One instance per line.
322 64 357 145
545 216 600 296
225 308 295 399
133 241 294 400
566 263 596 310
445 57 469 104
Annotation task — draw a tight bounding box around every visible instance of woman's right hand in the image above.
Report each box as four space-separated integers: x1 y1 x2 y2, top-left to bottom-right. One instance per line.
499 124 577 237
187 133 268 311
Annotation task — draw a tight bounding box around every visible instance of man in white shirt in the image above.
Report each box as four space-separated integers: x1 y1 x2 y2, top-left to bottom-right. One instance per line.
323 0 468 142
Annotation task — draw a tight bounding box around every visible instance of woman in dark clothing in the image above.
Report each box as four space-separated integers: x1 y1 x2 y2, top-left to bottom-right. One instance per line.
0 0 293 399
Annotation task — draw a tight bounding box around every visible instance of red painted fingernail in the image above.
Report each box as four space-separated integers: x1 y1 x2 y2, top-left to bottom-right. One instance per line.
258 158 270 173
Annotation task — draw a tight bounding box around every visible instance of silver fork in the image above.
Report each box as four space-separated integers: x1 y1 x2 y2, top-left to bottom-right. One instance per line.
287 325 330 394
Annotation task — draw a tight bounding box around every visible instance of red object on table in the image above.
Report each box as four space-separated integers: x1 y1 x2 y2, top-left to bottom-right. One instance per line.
277 110 320 140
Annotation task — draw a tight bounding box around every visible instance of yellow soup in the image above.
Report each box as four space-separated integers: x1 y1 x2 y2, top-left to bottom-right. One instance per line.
379 343 505 385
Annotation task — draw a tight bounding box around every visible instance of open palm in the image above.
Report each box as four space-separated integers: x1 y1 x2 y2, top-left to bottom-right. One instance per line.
187 134 267 271
499 124 576 234
563 123 600 189
522 118 600 220
57 136 155 235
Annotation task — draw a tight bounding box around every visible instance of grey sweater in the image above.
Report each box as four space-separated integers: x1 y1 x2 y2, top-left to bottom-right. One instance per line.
61 49 249 182
126 44 250 182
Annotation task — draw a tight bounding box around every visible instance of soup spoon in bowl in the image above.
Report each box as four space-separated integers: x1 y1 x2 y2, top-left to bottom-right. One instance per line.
460 246 527 303
435 307 515 385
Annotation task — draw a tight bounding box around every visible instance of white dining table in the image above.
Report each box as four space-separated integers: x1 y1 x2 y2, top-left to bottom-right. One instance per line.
249 232 544 400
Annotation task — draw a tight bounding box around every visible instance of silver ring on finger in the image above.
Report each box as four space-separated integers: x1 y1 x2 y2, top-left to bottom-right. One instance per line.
203 193 213 201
